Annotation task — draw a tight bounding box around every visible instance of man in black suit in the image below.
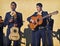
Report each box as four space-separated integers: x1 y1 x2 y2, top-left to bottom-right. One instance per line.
27 3 53 46
48 16 54 46
4 2 23 46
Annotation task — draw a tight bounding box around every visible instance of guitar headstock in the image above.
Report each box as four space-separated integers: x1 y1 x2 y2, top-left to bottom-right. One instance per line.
49 10 59 15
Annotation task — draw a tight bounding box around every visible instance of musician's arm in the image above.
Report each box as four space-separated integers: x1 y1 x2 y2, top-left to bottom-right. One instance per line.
4 13 9 27
27 12 37 22
27 16 31 22
18 13 23 27
45 12 50 26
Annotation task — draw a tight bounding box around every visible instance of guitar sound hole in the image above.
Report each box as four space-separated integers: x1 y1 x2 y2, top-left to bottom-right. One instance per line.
37 19 39 22
14 30 17 33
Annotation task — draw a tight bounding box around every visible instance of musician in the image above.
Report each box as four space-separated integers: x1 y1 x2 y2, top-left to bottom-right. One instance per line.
48 16 54 46
0 16 3 46
27 3 53 46
4 2 23 46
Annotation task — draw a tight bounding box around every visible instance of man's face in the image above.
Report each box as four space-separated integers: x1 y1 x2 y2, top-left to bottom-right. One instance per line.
10 3 16 11
36 6 42 12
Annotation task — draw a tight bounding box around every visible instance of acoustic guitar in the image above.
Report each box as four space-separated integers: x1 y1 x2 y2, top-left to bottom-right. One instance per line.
9 27 20 41
29 11 58 30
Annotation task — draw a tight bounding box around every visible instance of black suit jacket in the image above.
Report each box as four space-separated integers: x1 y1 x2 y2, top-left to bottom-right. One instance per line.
4 11 23 28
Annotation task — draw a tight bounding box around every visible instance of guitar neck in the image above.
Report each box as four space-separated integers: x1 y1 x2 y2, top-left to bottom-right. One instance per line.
42 11 58 19
42 14 50 19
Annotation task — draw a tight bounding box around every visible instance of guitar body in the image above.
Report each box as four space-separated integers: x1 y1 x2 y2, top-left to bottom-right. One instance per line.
29 15 43 30
9 27 20 41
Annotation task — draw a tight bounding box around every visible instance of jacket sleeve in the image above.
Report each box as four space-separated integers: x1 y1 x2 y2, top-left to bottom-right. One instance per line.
45 11 52 27
45 11 49 21
4 13 9 27
18 13 23 27
27 16 31 22
27 12 37 22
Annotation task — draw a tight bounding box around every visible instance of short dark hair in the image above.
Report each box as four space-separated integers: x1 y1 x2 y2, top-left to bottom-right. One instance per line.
36 3 43 7
11 2 17 7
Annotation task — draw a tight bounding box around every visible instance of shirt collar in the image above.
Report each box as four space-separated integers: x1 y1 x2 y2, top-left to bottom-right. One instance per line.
37 10 43 15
